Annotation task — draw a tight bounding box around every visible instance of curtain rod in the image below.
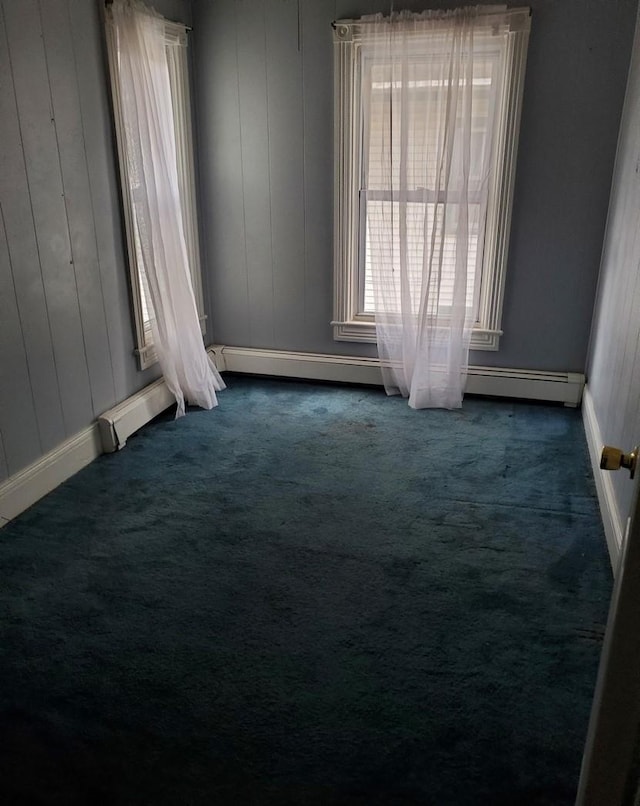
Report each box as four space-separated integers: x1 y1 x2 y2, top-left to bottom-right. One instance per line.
331 6 532 26
103 0 193 31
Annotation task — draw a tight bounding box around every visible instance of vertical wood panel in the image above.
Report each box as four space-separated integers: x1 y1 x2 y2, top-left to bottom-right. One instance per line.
237 0 275 347
0 1 65 454
300 0 335 350
0 0 164 481
154 0 192 25
265 0 306 349
616 245 640 442
3 0 93 437
601 235 637 439
588 9 640 525
0 430 8 483
193 1 250 346
40 0 116 416
67 0 154 403
0 207 42 474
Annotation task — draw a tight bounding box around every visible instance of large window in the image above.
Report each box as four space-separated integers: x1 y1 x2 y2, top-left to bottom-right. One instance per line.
332 9 530 350
106 16 205 369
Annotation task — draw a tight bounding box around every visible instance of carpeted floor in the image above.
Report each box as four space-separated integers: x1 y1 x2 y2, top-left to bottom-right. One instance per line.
0 376 612 805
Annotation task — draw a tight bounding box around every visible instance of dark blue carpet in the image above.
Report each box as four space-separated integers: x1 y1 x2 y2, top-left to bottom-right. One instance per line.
0 376 611 804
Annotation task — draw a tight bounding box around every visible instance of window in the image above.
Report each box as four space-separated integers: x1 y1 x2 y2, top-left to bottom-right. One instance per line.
106 16 205 370
332 9 530 350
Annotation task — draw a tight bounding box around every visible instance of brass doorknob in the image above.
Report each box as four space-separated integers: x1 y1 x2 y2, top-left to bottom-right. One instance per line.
600 445 638 479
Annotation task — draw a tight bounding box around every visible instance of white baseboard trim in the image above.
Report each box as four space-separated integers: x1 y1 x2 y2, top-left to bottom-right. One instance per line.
212 345 585 407
97 347 227 453
582 385 623 570
97 346 585 455
0 424 102 527
98 376 175 453
0 346 589 527
211 345 382 385
467 367 584 406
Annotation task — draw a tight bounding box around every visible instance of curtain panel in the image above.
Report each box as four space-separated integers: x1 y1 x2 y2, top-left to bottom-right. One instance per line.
360 7 515 409
107 0 224 417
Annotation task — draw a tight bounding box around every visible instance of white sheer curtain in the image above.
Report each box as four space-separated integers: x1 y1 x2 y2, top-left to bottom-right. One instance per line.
363 8 506 409
107 0 224 417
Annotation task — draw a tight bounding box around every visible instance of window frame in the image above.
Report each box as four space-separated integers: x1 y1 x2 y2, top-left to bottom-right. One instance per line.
332 11 531 350
105 17 206 370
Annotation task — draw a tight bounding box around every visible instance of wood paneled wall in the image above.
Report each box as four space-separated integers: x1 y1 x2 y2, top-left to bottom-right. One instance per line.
1 0 638 486
193 0 638 370
587 5 640 524
0 0 159 482
193 0 342 354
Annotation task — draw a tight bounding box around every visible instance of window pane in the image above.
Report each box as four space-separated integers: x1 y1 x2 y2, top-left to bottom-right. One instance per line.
364 57 495 195
332 11 531 346
132 216 154 332
364 200 480 315
362 50 494 319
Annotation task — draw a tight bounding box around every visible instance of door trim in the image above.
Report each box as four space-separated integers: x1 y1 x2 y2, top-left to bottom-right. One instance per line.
582 385 625 571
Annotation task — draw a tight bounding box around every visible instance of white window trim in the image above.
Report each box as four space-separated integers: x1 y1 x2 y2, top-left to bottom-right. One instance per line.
105 17 206 370
332 11 531 351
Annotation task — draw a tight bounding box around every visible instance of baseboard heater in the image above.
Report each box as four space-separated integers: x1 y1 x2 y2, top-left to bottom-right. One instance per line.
97 345 585 453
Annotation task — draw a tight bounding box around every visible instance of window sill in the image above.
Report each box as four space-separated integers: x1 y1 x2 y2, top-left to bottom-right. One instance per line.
332 319 502 351
133 314 208 371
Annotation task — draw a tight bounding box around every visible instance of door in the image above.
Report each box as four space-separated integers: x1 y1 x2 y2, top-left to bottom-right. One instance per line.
576 448 640 805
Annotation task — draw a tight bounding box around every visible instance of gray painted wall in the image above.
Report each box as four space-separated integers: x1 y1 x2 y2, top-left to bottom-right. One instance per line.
0 0 192 482
0 0 637 486
587 4 640 525
193 0 638 370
